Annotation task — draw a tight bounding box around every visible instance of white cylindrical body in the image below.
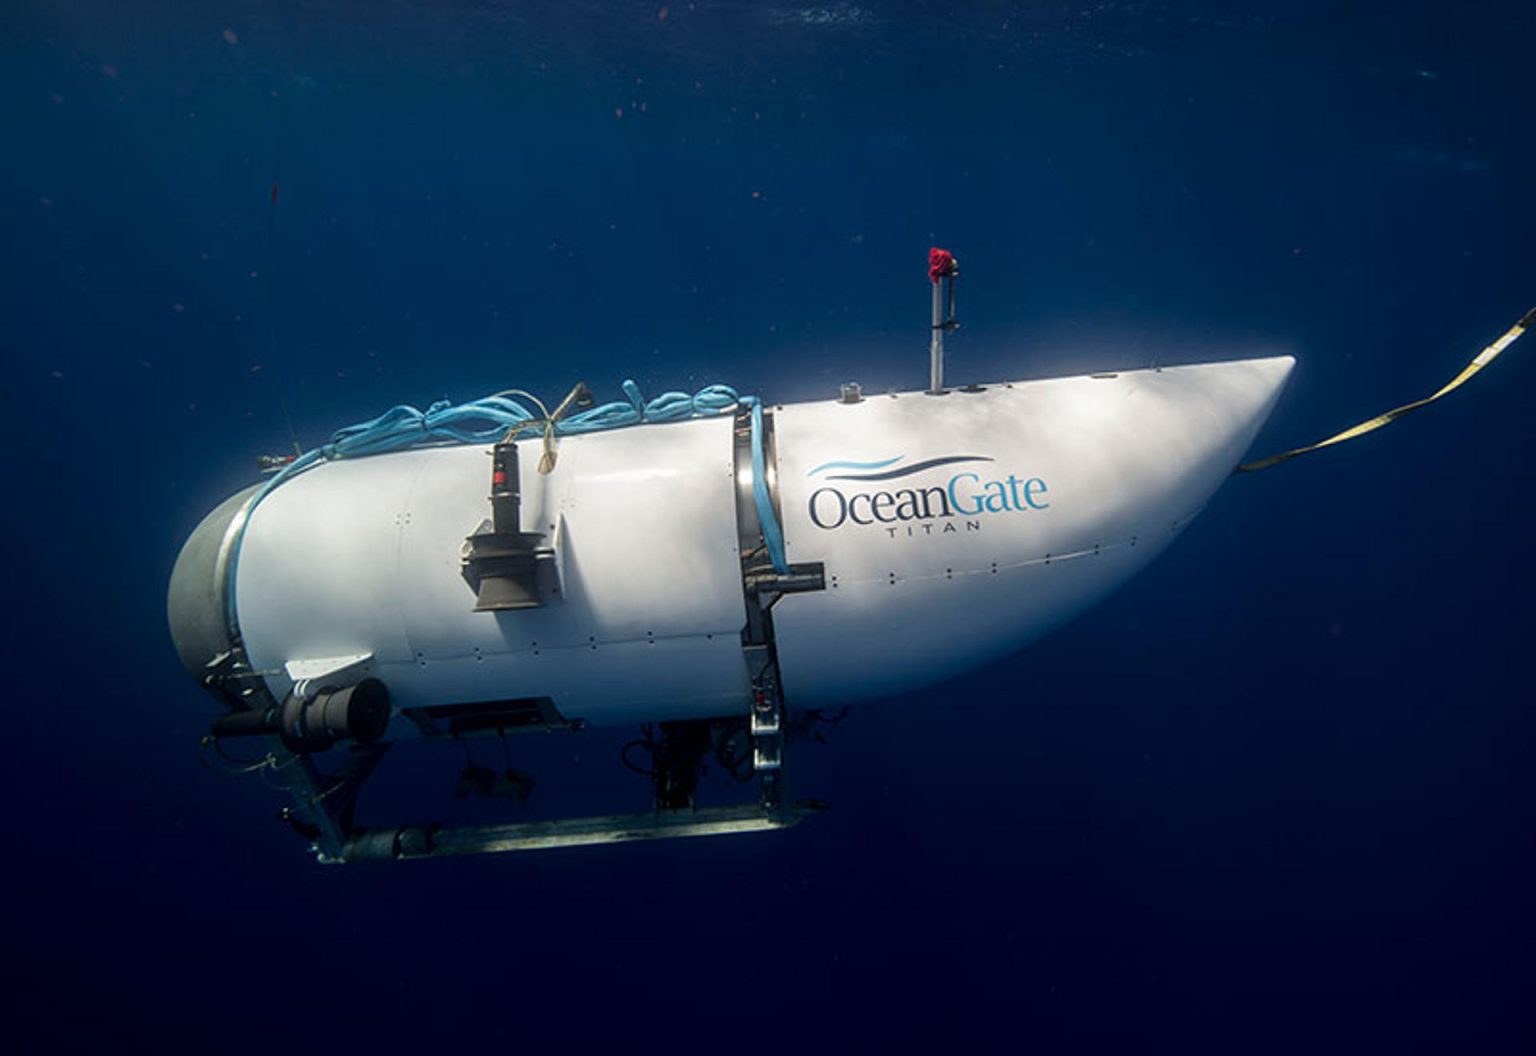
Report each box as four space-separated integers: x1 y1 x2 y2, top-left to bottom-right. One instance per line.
174 356 1293 732
233 416 751 727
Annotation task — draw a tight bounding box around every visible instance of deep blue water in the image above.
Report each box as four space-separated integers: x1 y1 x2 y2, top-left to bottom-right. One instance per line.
4 2 1534 1049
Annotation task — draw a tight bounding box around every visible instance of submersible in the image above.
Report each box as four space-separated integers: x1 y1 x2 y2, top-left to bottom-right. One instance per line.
170 249 1297 862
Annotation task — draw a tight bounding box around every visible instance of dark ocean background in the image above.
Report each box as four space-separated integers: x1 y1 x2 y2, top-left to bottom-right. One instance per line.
3 1 1533 1049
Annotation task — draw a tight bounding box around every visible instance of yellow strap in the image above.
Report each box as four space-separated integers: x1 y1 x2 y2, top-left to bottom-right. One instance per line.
1236 307 1535 473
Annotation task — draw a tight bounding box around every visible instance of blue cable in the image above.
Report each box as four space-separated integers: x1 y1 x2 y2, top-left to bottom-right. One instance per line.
223 380 790 631
743 397 791 574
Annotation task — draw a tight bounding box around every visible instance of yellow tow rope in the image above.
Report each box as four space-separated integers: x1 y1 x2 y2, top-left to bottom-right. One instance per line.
1236 306 1535 473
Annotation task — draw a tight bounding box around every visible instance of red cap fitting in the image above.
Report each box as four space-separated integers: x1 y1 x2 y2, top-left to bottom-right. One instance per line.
928 247 958 283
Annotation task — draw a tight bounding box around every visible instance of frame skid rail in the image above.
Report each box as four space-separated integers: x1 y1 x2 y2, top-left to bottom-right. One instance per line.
332 801 819 863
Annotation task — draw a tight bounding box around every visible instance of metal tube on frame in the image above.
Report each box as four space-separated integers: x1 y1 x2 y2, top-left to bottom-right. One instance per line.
929 280 945 394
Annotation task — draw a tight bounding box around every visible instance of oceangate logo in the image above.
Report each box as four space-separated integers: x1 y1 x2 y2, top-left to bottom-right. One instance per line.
805 455 1050 536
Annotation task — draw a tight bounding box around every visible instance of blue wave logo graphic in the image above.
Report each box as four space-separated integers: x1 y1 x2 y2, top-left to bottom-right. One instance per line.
807 456 904 477
809 455 994 482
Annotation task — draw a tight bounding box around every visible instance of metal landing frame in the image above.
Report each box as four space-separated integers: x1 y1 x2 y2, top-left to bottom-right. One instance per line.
304 685 813 864
199 642 816 864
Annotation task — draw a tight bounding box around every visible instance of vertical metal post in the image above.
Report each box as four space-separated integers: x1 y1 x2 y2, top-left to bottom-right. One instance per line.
929 280 945 394
927 247 958 394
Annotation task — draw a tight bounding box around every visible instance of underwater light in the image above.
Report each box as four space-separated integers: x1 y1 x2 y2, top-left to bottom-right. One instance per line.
207 678 391 754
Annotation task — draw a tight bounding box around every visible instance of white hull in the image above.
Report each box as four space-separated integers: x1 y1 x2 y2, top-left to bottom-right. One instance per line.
181 356 1294 731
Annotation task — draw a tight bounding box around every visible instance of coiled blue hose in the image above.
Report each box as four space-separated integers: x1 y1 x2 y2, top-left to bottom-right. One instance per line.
297 379 740 463
224 380 788 632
